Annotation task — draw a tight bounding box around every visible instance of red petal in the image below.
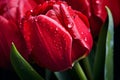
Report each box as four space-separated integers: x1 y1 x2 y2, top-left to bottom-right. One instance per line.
0 16 30 68
59 3 93 62
23 15 72 71
64 0 91 18
64 0 107 37
64 0 120 37
46 9 61 24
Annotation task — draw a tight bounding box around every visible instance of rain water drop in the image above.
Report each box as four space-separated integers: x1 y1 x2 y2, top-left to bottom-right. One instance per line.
30 10 33 13
96 0 100 4
55 27 58 31
68 23 73 28
81 32 84 35
35 18 38 22
84 37 87 42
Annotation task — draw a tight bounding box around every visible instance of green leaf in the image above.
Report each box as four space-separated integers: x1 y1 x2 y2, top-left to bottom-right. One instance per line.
10 43 44 80
45 69 52 80
80 58 93 80
93 14 108 80
54 70 73 80
73 62 87 80
104 6 114 80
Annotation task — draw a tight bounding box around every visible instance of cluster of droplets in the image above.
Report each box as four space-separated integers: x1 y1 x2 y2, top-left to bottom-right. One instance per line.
81 32 88 42
54 40 63 51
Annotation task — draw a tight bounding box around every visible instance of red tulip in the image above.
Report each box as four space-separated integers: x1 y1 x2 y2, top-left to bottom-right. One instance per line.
22 1 93 71
63 0 120 37
0 0 33 68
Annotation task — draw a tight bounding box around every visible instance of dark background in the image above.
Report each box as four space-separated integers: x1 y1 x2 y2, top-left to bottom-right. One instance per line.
114 25 120 80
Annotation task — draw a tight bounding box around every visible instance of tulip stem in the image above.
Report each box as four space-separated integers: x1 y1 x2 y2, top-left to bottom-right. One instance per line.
73 62 87 80
80 58 93 80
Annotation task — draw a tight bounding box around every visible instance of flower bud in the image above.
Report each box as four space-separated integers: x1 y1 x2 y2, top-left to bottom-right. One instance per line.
22 1 93 71
0 0 32 68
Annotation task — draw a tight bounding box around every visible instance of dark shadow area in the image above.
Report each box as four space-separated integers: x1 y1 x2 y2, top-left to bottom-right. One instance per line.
114 25 120 80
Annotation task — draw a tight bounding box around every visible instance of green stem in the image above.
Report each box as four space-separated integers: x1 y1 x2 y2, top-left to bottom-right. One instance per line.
81 58 93 80
73 62 87 80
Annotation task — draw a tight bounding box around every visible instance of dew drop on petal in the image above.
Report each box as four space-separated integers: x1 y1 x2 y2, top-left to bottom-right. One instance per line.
19 22 22 28
35 18 38 22
45 1 49 3
96 0 100 4
81 32 84 35
30 10 33 13
68 23 74 28
84 37 87 42
55 27 58 31
72 63 75 67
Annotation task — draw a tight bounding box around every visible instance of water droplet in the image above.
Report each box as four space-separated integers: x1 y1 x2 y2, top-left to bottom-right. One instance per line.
46 1 49 3
84 37 87 42
81 32 84 35
88 12 92 17
35 18 38 22
88 28 90 32
96 0 100 4
68 23 73 28
55 27 58 31
19 22 22 28
54 28 58 34
30 10 33 13
72 63 75 67
66 15 70 18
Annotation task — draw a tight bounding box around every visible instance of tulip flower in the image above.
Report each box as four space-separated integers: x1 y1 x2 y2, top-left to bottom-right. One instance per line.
0 0 34 68
63 0 120 37
22 1 93 71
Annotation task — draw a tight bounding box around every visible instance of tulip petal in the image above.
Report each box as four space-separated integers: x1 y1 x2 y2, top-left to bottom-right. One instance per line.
46 9 61 24
22 1 93 71
0 16 30 68
23 15 72 71
64 0 91 18
59 3 93 62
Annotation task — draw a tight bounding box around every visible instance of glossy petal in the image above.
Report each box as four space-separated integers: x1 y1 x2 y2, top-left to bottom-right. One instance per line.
0 0 31 68
23 15 72 71
22 1 93 71
64 0 120 37
0 16 29 68
46 2 92 61
63 0 91 18
59 3 93 62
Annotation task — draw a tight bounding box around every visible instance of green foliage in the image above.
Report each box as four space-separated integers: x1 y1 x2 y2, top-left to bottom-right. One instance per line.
10 43 44 80
93 19 108 80
9 6 114 80
104 6 114 80
93 7 114 80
